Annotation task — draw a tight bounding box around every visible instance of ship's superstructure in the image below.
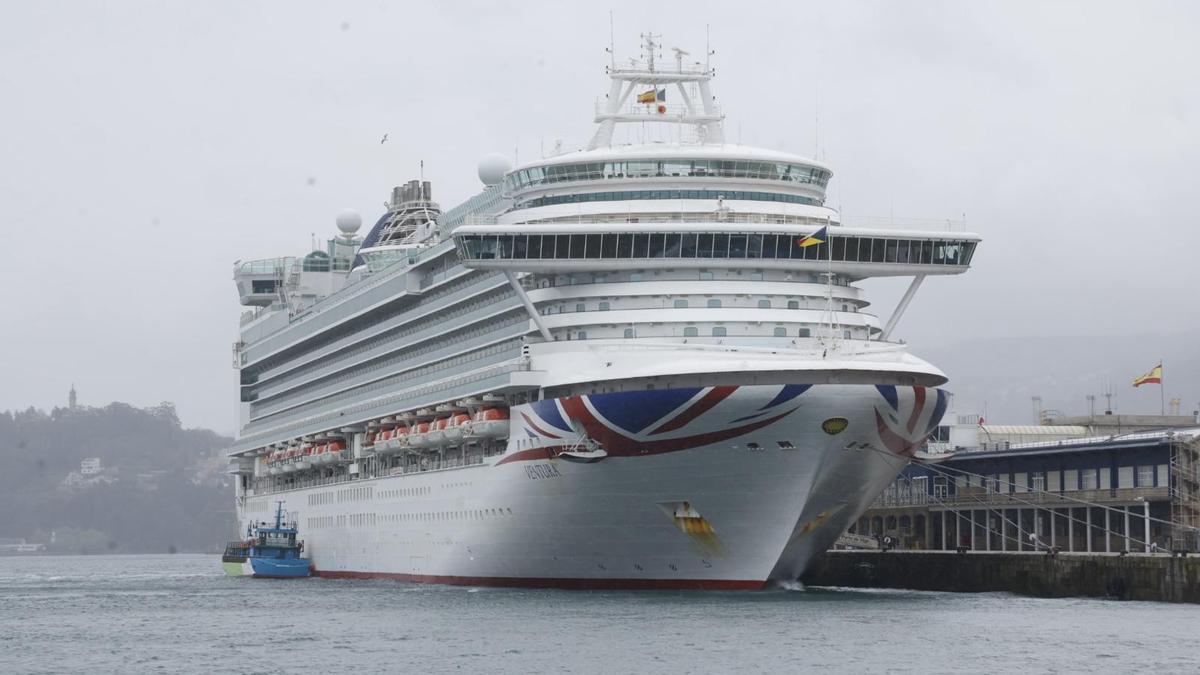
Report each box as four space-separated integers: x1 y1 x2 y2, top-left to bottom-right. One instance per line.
227 36 980 588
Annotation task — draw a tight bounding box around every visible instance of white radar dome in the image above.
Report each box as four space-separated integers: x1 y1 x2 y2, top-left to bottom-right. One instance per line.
335 209 362 235
477 153 513 187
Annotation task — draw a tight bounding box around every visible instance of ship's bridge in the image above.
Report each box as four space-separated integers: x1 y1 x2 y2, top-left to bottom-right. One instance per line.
453 222 978 281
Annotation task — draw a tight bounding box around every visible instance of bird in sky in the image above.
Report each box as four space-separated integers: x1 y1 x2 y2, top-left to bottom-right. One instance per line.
380 133 389 144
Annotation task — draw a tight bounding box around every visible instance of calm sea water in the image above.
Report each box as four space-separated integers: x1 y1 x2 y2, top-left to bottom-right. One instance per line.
1 554 1197 674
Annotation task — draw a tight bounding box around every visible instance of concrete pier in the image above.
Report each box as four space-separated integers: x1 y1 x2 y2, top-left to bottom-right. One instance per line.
801 551 1200 603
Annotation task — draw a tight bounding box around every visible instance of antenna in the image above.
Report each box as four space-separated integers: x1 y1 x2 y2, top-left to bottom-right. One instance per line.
1086 394 1096 418
419 159 424 181
705 24 711 70
640 31 660 72
1032 396 1042 424
609 11 615 69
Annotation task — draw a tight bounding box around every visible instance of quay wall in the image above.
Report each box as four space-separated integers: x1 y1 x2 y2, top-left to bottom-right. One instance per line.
801 551 1200 603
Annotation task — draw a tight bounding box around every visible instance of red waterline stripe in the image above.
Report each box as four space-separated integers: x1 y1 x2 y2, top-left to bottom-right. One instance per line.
311 569 766 591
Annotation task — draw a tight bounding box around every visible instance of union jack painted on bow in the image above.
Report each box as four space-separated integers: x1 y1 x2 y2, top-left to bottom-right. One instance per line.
499 385 810 465
873 385 948 457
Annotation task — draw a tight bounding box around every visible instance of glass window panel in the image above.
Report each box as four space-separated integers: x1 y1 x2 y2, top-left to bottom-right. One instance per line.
713 234 729 258
696 233 714 258
831 236 846 262
706 298 721 308
511 235 527 259
585 234 602 258
746 234 763 258
554 235 570 259
758 299 771 308
664 233 682 257
712 327 727 337
870 238 886 263
773 327 786 337
633 234 650 258
648 233 666 258
600 233 617 259
569 234 586 258
674 299 688 308
683 327 699 337
616 233 632 258
883 239 898 263
680 233 697 257
497 235 514 258
526 235 542 259
962 242 976 264
728 234 747 258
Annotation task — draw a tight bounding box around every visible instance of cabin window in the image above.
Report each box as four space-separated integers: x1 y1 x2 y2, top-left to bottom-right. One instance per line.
707 299 721 308
598 302 610 311
758 299 771 308
683 327 698 337
623 328 634 338
773 327 787 337
1137 465 1155 487
787 300 799 309
674 299 688 308
712 327 727 337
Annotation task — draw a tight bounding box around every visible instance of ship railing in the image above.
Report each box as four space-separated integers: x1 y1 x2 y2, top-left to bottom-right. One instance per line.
593 100 723 119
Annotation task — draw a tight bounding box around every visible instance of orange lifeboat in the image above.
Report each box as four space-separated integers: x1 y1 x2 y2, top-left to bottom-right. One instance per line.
470 407 509 438
409 421 433 448
443 413 471 442
426 417 450 445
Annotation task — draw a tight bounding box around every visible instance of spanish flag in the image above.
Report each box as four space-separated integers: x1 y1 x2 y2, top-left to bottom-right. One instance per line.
1132 363 1163 388
796 226 828 248
637 89 666 104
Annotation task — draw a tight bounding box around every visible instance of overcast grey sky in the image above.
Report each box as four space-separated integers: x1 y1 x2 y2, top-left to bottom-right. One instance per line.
2 1 1197 433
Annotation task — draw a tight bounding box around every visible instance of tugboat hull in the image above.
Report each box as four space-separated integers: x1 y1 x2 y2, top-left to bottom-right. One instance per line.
249 557 311 578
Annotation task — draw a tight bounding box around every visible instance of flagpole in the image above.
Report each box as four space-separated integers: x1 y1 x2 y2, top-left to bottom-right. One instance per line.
1160 359 1165 416
826 217 834 346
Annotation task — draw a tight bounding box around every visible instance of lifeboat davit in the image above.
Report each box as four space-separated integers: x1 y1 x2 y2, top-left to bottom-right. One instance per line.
443 413 471 442
470 407 510 438
409 421 433 448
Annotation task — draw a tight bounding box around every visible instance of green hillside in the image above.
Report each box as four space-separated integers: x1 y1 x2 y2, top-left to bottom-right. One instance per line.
0 402 235 554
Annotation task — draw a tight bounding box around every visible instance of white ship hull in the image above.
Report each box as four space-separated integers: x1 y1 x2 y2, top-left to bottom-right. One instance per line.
238 383 942 588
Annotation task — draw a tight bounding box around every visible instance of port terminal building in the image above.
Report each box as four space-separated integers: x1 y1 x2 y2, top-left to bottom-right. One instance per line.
851 413 1200 553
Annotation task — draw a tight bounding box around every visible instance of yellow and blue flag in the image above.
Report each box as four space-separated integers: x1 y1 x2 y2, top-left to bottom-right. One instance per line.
796 226 827 248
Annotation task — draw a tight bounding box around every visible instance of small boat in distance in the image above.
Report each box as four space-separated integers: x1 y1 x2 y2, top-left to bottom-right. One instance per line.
222 502 311 578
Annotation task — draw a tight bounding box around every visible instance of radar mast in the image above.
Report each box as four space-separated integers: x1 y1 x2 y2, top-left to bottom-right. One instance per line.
589 33 725 149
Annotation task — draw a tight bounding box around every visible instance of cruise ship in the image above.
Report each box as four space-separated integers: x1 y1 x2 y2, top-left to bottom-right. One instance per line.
227 35 980 589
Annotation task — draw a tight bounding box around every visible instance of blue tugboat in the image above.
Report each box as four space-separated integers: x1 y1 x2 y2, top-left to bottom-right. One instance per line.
222 502 310 578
